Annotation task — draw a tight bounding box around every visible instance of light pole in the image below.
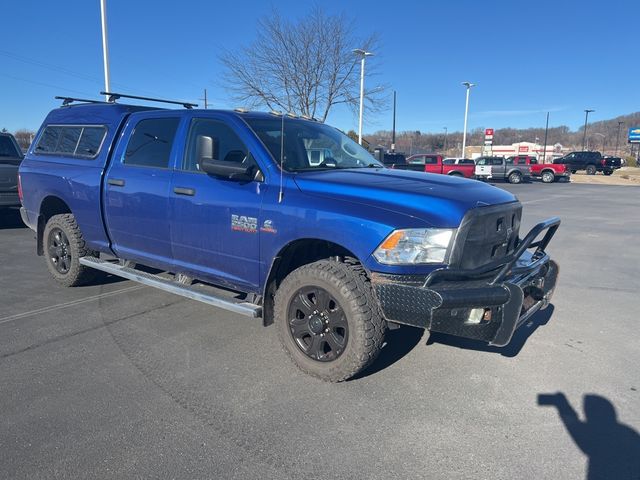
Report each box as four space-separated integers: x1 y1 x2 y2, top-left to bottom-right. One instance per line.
99 0 111 101
461 82 475 157
615 121 624 155
353 49 373 145
582 109 594 150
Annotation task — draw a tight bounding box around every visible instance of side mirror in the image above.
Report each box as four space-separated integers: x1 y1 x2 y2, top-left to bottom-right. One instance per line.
196 135 214 163
200 157 254 181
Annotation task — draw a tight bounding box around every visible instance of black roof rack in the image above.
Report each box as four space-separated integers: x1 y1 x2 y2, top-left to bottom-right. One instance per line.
101 91 197 109
55 96 109 106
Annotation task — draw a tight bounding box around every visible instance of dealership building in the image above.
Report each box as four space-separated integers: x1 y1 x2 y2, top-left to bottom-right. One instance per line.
466 142 567 162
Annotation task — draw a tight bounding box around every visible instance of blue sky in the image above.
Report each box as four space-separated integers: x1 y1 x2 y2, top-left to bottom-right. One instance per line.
0 0 636 134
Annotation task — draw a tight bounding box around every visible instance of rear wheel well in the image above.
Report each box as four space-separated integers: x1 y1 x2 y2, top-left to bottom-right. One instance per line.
37 196 72 255
262 239 360 326
40 196 72 222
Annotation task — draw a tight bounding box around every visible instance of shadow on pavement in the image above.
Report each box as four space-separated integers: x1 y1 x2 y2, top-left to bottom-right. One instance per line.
351 325 425 380
426 304 555 357
0 207 26 229
538 392 640 480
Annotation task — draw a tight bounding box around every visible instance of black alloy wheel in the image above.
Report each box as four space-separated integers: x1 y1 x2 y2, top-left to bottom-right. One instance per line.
287 286 348 362
47 227 72 274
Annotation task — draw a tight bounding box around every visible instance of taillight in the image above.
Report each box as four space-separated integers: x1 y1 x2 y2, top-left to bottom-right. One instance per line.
601 159 606 166
17 173 23 203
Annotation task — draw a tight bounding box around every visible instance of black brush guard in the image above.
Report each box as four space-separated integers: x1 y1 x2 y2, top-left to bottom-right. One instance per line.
371 217 560 347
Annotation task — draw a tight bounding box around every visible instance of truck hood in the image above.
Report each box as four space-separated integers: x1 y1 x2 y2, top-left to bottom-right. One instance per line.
293 168 517 228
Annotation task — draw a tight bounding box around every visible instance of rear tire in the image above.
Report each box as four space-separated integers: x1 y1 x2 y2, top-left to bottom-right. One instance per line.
43 214 99 287
603 171 612 176
274 259 386 382
541 171 555 183
508 171 522 184
586 164 597 175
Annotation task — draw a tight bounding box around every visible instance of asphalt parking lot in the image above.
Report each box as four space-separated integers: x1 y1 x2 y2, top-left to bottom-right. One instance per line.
1 182 638 479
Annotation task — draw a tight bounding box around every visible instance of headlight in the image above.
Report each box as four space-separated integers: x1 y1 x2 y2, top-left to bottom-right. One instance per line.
373 228 455 265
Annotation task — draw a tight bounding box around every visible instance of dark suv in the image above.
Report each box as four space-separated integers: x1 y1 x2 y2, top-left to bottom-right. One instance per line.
0 133 24 207
553 151 621 175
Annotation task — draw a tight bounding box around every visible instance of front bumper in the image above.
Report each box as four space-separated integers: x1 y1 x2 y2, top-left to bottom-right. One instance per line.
371 217 560 347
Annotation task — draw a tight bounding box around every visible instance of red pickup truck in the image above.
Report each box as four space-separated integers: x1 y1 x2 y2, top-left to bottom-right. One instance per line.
507 156 570 183
404 154 475 178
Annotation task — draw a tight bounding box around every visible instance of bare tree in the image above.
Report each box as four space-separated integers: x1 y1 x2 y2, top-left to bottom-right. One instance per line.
13 129 35 151
219 8 387 122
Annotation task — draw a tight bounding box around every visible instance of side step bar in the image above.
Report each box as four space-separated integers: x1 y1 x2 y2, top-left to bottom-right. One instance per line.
79 256 262 318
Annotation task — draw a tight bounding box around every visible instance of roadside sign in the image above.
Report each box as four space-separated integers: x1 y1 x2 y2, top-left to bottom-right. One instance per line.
518 146 529 153
484 128 494 146
629 127 640 143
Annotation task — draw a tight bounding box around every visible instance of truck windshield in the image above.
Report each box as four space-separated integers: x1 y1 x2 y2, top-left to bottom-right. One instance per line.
244 117 382 172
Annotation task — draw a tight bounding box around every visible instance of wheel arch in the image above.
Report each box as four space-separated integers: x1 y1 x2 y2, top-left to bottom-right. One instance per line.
36 196 73 255
262 238 361 326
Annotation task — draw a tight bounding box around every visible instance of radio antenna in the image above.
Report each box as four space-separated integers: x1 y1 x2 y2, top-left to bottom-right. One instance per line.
278 113 285 203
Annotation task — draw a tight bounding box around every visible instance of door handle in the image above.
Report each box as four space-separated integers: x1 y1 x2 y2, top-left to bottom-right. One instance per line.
107 178 125 187
174 187 196 196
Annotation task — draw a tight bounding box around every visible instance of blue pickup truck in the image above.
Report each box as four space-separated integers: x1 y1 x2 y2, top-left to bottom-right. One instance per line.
19 95 560 381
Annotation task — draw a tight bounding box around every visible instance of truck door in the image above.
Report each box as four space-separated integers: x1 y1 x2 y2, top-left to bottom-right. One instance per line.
423 156 440 174
169 117 263 291
492 157 506 177
103 113 180 267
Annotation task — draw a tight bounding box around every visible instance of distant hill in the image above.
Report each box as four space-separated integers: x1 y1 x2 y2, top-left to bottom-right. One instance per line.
367 112 640 157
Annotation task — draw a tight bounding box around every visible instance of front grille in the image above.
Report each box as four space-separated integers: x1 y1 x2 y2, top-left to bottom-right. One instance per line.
450 202 522 270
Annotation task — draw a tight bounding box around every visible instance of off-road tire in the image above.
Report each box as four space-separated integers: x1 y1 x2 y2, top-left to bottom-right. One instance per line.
43 214 99 287
586 164 597 175
508 171 522 184
274 259 386 382
603 171 612 176
541 171 555 183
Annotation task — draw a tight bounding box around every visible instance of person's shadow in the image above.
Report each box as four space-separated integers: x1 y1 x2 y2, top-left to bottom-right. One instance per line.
538 392 640 479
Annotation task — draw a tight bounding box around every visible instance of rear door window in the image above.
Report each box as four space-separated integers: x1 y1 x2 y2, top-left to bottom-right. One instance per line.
124 118 180 169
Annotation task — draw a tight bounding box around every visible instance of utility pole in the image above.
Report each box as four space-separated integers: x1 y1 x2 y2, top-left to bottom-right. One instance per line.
100 0 111 101
615 121 624 155
201 89 208 109
391 90 396 152
542 112 549 163
582 109 594 150
443 127 448 153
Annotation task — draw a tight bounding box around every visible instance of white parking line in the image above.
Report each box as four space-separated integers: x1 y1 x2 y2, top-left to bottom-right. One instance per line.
0 284 146 325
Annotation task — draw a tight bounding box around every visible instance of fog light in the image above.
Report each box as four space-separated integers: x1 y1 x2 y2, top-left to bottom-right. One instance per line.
467 308 484 324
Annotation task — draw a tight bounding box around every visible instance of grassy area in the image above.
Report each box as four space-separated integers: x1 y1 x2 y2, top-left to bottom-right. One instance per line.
570 166 640 185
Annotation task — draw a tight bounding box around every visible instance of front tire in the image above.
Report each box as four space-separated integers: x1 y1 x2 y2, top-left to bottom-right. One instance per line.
43 214 98 287
541 171 555 183
274 259 386 382
508 171 522 184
